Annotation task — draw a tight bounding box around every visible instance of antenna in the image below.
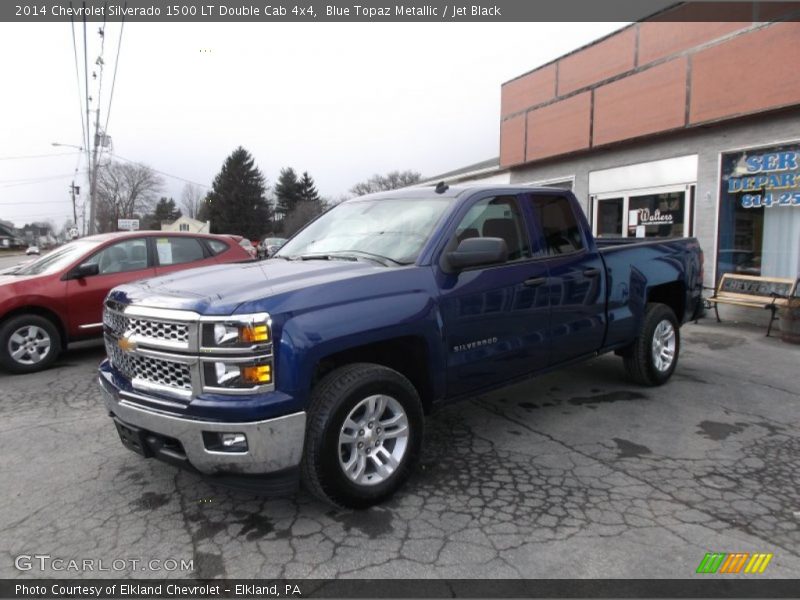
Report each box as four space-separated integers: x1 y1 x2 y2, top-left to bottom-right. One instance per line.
434 181 449 194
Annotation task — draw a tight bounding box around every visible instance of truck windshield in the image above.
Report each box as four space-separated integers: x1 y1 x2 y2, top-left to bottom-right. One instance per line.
276 197 453 265
14 239 103 276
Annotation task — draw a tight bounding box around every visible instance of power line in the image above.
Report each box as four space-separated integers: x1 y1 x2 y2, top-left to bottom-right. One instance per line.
0 199 76 206
0 172 79 184
69 4 87 152
103 5 126 139
0 172 86 189
82 5 91 164
0 151 81 161
111 153 209 188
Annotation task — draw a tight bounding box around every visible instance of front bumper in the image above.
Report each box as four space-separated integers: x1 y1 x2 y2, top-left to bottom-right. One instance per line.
99 372 306 481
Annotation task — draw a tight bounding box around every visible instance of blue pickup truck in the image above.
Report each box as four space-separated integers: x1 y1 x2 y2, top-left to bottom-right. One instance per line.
98 185 703 508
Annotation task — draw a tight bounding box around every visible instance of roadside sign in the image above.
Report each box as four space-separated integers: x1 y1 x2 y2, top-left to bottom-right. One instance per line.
118 219 140 231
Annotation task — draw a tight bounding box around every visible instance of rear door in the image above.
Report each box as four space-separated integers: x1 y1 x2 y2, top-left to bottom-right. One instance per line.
65 237 155 335
437 193 550 397
152 236 216 276
527 193 607 365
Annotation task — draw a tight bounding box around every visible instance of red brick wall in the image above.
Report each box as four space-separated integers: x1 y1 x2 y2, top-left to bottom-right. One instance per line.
499 12 800 168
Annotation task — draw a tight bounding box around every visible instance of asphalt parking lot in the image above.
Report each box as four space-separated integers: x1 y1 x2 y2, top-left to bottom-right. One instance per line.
1 320 798 579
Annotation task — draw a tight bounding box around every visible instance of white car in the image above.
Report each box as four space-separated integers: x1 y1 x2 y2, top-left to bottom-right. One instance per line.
25 245 40 256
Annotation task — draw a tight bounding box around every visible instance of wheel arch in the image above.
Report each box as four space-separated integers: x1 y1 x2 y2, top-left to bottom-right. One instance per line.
646 281 686 323
0 306 68 349
311 336 435 414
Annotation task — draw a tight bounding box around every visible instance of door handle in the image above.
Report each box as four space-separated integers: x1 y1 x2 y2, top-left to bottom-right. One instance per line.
583 268 601 277
524 277 547 287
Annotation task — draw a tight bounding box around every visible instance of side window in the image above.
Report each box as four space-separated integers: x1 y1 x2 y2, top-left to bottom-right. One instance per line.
453 195 531 262
207 239 229 255
85 239 149 275
154 237 206 266
531 195 585 256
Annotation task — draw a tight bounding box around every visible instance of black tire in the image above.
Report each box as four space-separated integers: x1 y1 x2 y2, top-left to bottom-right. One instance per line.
622 303 680 386
0 314 62 374
301 363 424 509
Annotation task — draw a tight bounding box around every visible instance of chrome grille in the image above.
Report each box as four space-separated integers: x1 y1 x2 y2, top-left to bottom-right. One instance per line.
103 306 189 344
127 317 189 343
105 337 192 392
103 309 126 335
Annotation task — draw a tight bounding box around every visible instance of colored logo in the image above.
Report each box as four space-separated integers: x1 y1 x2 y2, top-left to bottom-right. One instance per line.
696 552 773 574
117 335 137 353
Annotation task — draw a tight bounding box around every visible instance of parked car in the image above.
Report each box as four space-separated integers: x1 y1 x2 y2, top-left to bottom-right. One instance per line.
25 245 40 256
261 237 288 258
99 186 703 508
228 235 258 259
0 231 251 373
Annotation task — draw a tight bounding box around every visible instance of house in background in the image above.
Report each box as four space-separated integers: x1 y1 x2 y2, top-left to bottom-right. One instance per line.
0 219 25 249
161 216 210 233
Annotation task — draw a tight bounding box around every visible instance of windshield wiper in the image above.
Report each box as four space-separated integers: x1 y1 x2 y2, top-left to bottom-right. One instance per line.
333 250 408 266
297 254 358 262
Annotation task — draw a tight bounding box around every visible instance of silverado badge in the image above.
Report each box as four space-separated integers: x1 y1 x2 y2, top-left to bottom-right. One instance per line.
118 335 137 353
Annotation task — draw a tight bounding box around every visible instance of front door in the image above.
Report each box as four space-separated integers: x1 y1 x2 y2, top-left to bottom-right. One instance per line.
65 237 155 335
438 194 550 397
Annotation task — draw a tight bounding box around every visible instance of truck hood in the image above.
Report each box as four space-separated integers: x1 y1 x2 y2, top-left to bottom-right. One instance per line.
108 258 389 315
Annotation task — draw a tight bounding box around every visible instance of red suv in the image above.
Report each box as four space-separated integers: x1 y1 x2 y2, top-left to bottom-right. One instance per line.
0 231 252 373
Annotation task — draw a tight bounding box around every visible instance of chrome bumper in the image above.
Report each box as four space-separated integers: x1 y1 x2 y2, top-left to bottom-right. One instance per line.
99 377 306 476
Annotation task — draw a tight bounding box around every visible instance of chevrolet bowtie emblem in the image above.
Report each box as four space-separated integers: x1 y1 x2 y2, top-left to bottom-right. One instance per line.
118 336 137 353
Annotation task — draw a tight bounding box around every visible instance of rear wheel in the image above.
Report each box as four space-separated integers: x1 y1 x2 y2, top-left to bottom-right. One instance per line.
0 314 62 374
622 303 680 386
301 363 423 509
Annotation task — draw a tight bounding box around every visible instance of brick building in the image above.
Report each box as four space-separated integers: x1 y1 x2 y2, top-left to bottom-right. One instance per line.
492 10 800 296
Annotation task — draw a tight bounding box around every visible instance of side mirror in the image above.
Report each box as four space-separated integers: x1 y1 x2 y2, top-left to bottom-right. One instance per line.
67 262 100 280
446 237 508 271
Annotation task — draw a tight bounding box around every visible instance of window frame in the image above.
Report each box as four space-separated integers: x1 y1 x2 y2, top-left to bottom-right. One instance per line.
525 191 590 259
439 192 535 272
151 236 209 267
81 237 152 276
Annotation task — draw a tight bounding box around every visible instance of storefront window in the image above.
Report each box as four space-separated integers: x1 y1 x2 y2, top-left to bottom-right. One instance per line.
718 144 800 281
627 192 685 238
592 187 690 239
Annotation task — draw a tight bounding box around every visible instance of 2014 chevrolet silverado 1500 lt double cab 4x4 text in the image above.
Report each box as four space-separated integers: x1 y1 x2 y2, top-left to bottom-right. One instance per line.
98 185 703 508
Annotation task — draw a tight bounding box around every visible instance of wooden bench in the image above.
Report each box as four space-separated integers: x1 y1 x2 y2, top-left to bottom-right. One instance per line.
707 274 799 337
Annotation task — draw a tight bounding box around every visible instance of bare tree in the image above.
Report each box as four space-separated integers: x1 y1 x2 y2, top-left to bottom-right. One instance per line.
349 170 422 197
95 162 164 233
181 183 205 219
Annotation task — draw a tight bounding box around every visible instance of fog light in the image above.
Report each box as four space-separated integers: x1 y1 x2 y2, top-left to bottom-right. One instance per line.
203 431 248 452
221 433 247 449
241 364 271 384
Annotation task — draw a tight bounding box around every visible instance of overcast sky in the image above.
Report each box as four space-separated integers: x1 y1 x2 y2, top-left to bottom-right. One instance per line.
0 21 626 229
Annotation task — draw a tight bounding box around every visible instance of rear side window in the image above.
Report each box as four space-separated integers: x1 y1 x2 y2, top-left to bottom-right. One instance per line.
155 237 206 266
454 195 531 262
531 195 585 256
207 239 229 255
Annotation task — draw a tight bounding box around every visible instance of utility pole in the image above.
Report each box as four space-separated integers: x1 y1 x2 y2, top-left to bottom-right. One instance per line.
87 107 102 235
69 182 79 227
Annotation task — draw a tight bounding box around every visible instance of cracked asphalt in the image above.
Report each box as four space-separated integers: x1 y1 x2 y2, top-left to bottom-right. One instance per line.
1 321 798 579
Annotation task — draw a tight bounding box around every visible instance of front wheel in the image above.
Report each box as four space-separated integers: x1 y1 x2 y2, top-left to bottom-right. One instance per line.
301 363 424 509
0 314 62 374
622 303 680 386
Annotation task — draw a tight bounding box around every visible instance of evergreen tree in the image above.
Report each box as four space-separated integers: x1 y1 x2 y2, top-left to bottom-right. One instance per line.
274 167 302 221
143 197 181 230
298 171 321 204
203 147 271 239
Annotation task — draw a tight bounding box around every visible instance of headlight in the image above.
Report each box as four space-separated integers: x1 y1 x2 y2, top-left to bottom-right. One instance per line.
203 359 273 391
201 314 271 350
